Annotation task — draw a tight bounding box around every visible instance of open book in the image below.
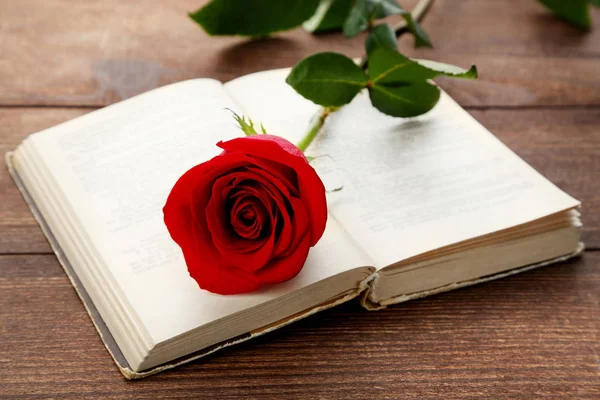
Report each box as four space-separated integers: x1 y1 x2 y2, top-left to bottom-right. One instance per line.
7 68 582 379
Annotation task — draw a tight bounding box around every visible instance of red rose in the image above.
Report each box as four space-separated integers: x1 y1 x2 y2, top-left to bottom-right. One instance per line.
163 135 327 295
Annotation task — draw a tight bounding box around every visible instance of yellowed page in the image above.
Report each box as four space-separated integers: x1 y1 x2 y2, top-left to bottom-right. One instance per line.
225 69 580 268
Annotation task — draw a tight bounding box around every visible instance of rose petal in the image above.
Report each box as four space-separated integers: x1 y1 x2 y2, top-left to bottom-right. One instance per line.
222 134 307 159
165 168 259 295
206 173 271 255
253 233 311 284
188 153 255 229
218 136 327 246
210 168 291 241
206 172 288 273
275 197 310 258
245 156 299 197
230 197 264 239
240 167 295 254
164 138 327 295
189 226 260 295
163 161 222 266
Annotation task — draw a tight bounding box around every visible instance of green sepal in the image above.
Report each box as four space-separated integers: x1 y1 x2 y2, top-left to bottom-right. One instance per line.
229 110 263 136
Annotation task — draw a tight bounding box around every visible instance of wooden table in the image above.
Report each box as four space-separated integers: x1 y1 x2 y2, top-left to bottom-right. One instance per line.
1 0 599 398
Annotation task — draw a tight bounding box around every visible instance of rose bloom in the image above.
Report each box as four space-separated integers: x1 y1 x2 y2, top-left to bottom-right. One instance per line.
163 135 327 295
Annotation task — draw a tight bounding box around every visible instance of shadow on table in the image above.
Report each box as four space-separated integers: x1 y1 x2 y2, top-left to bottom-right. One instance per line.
213 37 302 78
528 14 593 52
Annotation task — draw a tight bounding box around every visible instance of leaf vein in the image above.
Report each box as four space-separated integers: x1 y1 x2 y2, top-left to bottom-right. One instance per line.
371 85 420 105
371 61 412 84
302 78 366 86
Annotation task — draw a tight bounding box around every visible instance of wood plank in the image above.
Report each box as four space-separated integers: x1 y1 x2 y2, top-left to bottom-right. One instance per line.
0 0 599 107
2 107 598 253
469 108 600 248
404 0 600 57
0 108 90 253
0 253 598 398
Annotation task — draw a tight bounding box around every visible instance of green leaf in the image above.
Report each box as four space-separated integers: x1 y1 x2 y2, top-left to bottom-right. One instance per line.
303 0 353 33
370 0 406 18
414 59 478 79
365 24 398 55
368 82 440 117
591 0 600 7
229 110 264 136
402 14 432 48
344 0 406 37
343 0 431 47
286 52 368 107
190 0 320 36
538 0 591 29
368 48 477 84
343 0 370 37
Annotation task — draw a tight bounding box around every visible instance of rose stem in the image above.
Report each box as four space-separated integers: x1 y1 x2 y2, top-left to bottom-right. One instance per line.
295 0 435 153
296 107 334 152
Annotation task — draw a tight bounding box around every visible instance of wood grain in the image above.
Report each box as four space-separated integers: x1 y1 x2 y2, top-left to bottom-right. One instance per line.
0 253 598 399
0 0 599 107
1 107 598 253
1 0 599 397
469 108 600 248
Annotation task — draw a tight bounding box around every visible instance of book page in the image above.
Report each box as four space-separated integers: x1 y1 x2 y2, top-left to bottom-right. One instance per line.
26 79 372 343
226 70 580 268
225 69 319 144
